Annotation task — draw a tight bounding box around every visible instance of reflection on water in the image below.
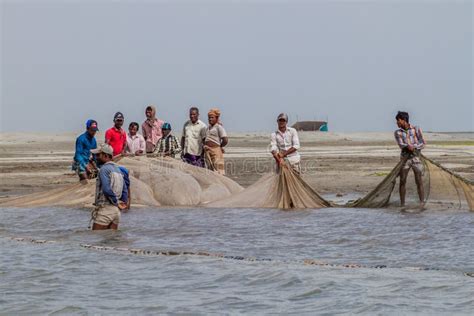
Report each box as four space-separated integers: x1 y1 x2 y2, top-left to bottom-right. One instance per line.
1 207 473 314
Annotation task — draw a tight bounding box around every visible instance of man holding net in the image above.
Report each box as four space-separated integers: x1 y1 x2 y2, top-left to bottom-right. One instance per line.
270 113 301 174
90 144 128 230
395 111 426 209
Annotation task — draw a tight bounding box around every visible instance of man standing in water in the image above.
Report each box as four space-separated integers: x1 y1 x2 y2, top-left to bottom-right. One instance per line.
72 119 98 183
105 112 127 157
181 107 207 167
90 144 128 230
394 111 426 209
142 105 164 154
270 113 301 174
204 108 228 175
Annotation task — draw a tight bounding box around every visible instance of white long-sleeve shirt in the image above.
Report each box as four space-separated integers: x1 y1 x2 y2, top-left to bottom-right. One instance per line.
270 127 301 163
126 133 146 155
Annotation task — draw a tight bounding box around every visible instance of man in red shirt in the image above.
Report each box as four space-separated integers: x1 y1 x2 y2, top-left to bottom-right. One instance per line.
105 112 127 157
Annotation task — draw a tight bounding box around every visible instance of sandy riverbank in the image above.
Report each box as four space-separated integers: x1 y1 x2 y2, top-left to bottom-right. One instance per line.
0 131 472 199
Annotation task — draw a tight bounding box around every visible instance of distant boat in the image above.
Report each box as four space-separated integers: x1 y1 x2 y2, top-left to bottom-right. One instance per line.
292 121 328 132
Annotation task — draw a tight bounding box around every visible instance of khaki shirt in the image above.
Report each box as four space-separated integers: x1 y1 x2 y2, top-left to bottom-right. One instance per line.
182 120 207 156
205 124 227 146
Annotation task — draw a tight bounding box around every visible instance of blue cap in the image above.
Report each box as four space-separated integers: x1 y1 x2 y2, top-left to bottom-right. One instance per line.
162 122 171 130
86 119 99 131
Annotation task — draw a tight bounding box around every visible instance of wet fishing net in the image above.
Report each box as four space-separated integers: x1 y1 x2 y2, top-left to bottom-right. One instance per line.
0 155 472 211
0 157 243 208
347 155 473 211
207 164 331 209
208 155 473 211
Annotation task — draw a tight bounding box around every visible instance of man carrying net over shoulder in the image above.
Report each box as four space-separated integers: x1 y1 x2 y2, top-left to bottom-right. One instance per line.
394 111 426 209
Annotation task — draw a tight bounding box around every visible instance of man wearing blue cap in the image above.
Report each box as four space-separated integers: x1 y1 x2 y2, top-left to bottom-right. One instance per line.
73 119 99 183
155 122 182 158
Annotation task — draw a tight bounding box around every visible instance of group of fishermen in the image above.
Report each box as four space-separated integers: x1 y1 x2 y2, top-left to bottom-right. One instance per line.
73 106 425 230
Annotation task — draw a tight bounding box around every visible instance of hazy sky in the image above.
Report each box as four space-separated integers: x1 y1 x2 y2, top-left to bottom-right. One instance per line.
1 0 472 133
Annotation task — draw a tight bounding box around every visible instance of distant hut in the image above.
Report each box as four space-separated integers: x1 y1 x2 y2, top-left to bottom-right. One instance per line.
292 121 328 132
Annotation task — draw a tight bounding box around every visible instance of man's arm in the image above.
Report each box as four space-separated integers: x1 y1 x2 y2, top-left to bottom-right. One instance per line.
142 123 148 140
270 133 278 155
200 125 208 142
394 130 408 149
74 137 85 165
219 126 228 147
180 123 187 152
156 139 164 155
173 136 182 155
138 135 146 154
270 133 282 164
105 130 111 144
121 177 129 204
282 129 300 157
121 131 127 154
220 137 228 148
156 121 164 140
415 127 426 150
180 136 185 153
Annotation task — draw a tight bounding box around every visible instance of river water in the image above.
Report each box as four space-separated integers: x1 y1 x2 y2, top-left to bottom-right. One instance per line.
1 207 473 315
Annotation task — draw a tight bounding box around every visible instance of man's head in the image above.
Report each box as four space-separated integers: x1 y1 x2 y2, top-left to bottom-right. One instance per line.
396 111 410 129
208 108 220 126
145 105 156 119
129 122 139 136
189 107 199 123
162 122 172 137
114 112 124 129
86 119 99 137
277 113 288 130
91 144 114 163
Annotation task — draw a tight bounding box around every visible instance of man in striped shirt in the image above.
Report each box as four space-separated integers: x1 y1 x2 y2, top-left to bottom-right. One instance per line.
155 123 182 158
394 111 426 208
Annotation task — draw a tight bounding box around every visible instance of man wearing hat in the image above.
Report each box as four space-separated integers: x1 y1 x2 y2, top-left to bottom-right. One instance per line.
270 113 301 174
105 112 127 157
155 122 182 158
90 144 128 230
72 119 99 183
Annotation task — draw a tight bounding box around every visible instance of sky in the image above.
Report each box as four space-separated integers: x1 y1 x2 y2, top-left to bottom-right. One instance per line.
1 0 472 133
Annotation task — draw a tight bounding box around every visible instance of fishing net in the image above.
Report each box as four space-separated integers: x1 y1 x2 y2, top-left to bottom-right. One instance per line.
0 157 243 208
347 155 473 211
119 156 243 206
207 164 331 209
209 155 473 211
0 176 159 208
0 155 472 211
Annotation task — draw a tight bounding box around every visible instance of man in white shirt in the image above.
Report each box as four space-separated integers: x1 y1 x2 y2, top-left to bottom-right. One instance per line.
270 113 301 174
181 107 207 167
125 122 146 156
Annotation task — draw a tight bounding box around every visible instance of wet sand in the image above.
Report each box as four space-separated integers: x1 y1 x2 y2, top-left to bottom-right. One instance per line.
0 131 473 199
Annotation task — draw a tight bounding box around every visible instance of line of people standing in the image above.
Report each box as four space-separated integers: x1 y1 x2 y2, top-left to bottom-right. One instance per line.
73 105 229 183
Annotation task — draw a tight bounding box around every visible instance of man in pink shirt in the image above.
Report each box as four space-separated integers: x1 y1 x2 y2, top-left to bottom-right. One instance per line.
142 105 164 153
105 112 127 157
